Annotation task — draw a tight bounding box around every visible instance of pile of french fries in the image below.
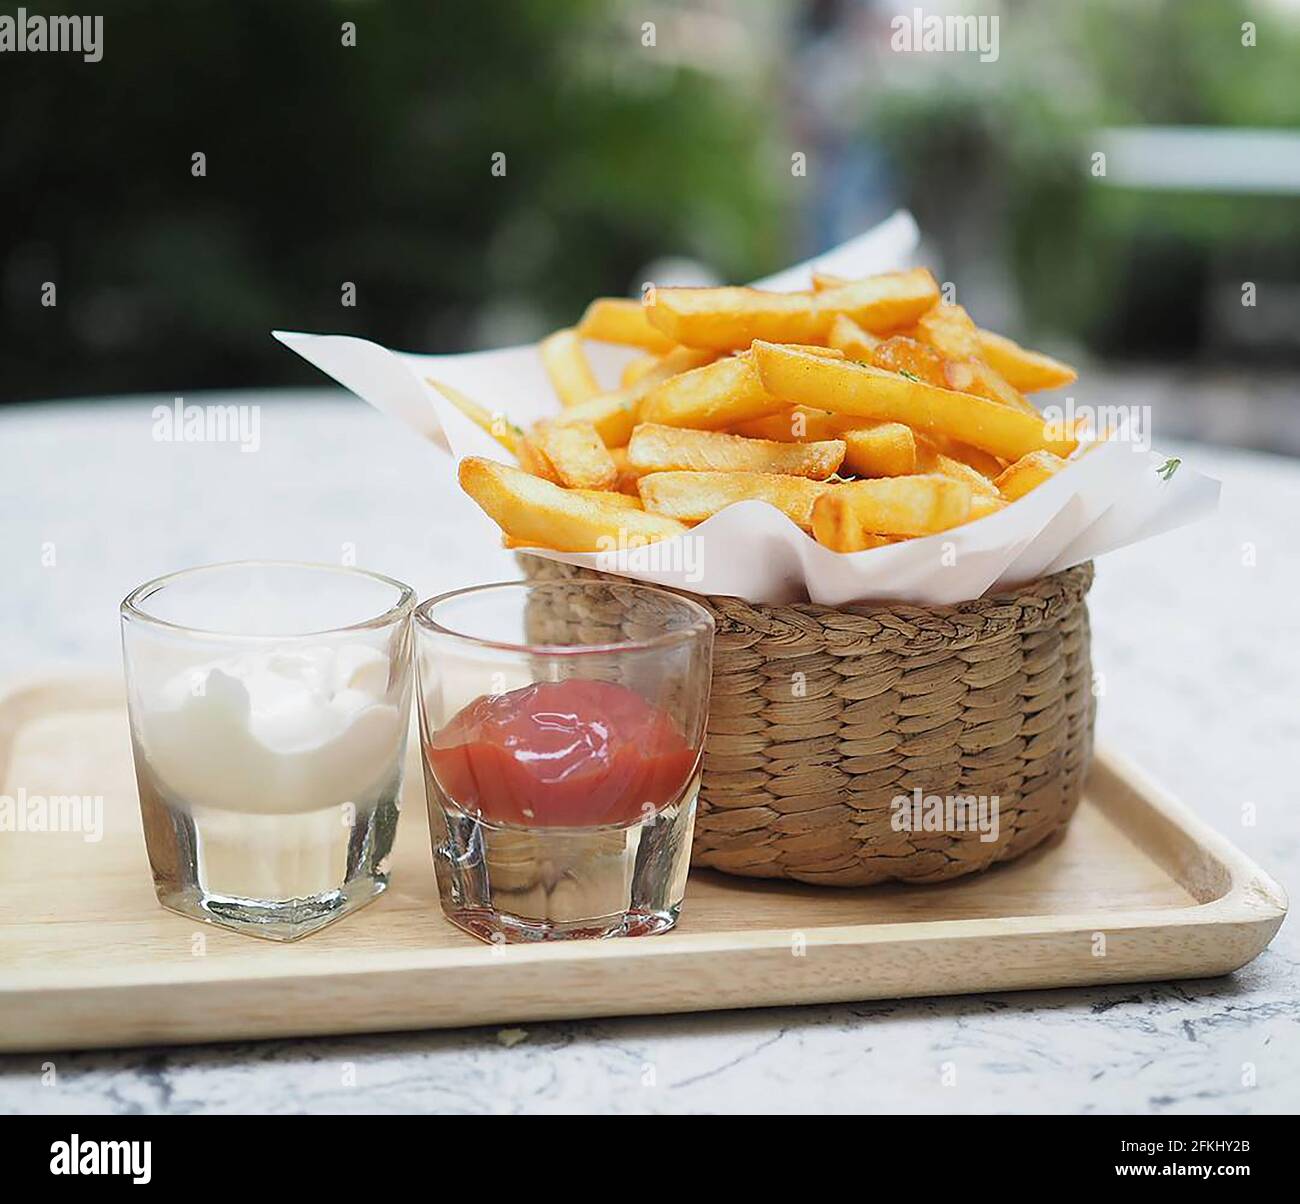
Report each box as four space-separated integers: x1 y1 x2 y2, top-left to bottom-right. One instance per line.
439 266 1079 554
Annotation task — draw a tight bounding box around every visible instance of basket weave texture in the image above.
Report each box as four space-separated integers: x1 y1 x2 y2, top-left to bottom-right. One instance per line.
518 555 1096 887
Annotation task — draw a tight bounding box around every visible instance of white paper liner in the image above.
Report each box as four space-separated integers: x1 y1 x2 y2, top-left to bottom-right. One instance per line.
274 210 1218 606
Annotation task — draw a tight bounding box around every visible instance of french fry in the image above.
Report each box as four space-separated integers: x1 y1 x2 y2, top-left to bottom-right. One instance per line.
427 379 524 456
823 288 1076 391
638 346 843 433
932 436 1005 479
814 475 972 540
913 303 981 359
828 313 882 361
638 352 784 430
731 405 851 443
841 423 918 477
633 345 717 387
534 421 617 489
752 342 1078 461
620 352 660 388
460 264 1089 559
915 438 1001 497
571 488 643 510
870 334 949 387
977 329 1077 392
810 269 848 292
460 457 687 551
877 308 1036 416
968 493 1008 521
609 344 717 420
549 347 716 446
550 394 637 447
812 268 932 292
517 435 558 482
608 445 644 495
628 423 845 479
942 356 1039 414
577 297 676 353
645 268 939 351
539 328 601 407
639 471 828 530
994 450 1067 501
809 492 894 552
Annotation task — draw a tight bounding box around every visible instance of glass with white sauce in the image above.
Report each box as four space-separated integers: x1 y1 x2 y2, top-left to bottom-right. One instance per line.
120 562 416 940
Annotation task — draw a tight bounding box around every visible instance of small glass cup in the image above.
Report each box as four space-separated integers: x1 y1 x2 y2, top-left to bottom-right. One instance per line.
414 579 714 944
120 561 416 941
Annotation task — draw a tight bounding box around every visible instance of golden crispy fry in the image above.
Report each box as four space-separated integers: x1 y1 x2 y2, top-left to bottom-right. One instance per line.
968 494 1008 521
870 334 950 387
870 310 1032 416
815 475 972 540
810 269 847 292
730 405 849 443
518 435 558 482
915 438 1001 497
841 423 918 477
620 353 660 388
941 357 1037 415
534 421 617 489
628 423 845 479
913 303 981 359
931 436 1004 479
427 379 524 456
638 353 782 430
639 471 828 530
607 445 644 495
828 313 882 361
551 347 717 446
606 345 718 423
550 394 636 447
571 488 643 509
645 269 939 351
977 329 1077 392
994 450 1067 501
539 328 601 407
462 266 1087 557
903 305 1038 415
634 345 717 386
751 342 1078 461
809 493 894 552
638 347 842 432
460 457 687 551
577 297 676 353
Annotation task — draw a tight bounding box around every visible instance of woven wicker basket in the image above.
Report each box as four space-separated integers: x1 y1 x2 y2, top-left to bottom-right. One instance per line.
518 555 1096 887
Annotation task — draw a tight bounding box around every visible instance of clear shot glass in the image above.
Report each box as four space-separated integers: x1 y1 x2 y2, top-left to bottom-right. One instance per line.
120 562 416 941
413 580 713 944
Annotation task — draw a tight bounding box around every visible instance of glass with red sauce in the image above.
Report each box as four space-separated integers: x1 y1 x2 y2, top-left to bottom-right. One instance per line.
413 580 713 944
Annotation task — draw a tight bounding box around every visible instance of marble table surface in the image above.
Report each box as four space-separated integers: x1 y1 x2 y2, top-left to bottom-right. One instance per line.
1 390 1296 1115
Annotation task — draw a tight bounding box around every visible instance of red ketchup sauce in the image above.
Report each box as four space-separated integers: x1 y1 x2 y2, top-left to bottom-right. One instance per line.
426 679 698 828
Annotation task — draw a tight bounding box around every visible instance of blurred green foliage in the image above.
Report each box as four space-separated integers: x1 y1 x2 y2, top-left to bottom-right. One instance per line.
0 0 784 401
5 0 1296 403
864 0 1300 356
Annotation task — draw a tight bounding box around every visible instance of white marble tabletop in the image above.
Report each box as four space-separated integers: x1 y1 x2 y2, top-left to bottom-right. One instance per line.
1 390 1296 1115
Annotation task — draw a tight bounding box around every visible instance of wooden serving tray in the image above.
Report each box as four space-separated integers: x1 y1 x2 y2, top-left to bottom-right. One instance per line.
0 673 1286 1053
